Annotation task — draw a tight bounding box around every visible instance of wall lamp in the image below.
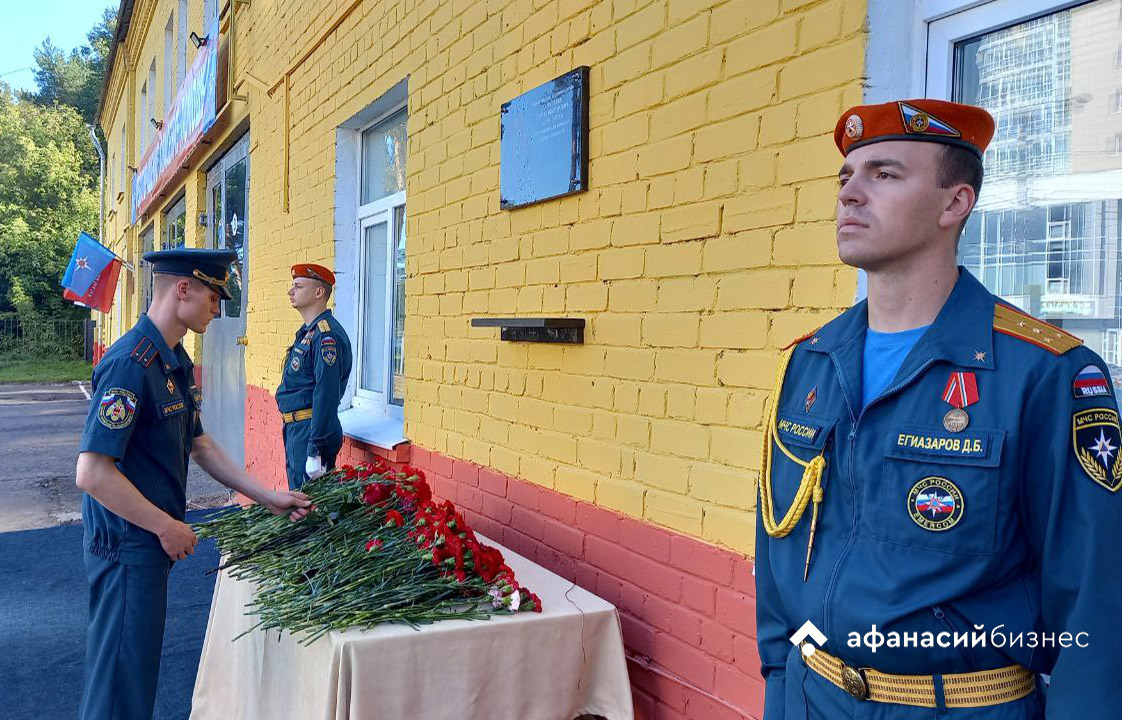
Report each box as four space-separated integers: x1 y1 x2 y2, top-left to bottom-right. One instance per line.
190 31 208 48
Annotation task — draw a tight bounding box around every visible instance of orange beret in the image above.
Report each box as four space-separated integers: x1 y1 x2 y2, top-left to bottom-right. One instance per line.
834 99 995 159
291 263 335 286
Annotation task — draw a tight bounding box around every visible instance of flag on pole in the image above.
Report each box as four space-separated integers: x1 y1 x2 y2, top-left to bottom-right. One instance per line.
62 232 122 313
64 258 122 312
62 232 116 296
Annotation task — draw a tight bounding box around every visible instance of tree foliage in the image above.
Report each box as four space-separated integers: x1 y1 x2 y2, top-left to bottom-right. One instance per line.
0 85 99 317
0 7 117 318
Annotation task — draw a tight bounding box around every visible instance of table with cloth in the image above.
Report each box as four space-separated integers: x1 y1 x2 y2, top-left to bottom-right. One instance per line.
189 536 634 720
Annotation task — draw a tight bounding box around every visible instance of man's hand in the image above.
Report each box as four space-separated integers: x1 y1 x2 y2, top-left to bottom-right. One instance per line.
264 490 314 522
158 519 198 561
305 454 325 480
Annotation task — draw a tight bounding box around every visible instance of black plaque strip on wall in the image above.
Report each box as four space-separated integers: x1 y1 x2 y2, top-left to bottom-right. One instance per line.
471 317 586 344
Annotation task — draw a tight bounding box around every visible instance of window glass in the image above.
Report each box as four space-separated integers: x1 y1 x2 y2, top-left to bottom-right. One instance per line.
360 109 407 204
954 0 1122 382
140 226 154 312
163 197 186 250
361 221 388 393
390 205 406 406
222 158 247 317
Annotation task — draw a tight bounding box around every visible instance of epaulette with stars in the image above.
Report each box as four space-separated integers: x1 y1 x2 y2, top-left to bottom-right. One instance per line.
784 327 823 351
993 303 1082 355
130 338 158 367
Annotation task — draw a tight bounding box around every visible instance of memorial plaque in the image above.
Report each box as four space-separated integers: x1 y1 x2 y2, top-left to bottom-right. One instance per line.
500 67 590 210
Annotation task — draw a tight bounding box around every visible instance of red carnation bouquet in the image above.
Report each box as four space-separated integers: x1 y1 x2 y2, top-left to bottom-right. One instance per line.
194 463 540 644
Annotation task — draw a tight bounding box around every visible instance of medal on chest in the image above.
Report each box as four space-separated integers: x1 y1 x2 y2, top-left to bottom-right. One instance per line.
941 371 979 433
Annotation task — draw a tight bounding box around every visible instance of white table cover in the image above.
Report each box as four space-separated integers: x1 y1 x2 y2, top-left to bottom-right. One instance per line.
189 536 634 720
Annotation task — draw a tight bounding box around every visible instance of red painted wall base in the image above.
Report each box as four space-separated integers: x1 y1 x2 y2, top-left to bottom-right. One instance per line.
244 384 765 719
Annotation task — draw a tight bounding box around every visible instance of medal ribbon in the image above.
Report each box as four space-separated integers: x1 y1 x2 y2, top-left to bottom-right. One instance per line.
942 371 979 409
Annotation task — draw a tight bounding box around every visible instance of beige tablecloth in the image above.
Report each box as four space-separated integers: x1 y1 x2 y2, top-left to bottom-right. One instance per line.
189 536 633 720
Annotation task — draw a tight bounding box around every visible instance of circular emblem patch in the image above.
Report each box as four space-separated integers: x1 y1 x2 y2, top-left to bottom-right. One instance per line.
909 112 931 133
98 388 138 430
907 477 963 531
844 114 863 140
290 355 301 372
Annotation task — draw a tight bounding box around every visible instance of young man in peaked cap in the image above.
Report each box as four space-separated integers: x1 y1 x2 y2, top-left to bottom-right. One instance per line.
755 99 1122 718
76 248 313 720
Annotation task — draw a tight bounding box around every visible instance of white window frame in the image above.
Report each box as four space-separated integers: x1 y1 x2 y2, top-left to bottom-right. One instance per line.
1105 329 1122 365
922 0 1091 100
352 105 407 417
331 79 409 448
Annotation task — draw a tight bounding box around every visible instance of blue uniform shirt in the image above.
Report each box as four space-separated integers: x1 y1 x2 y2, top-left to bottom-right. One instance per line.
756 268 1122 718
862 325 929 410
80 314 202 565
275 309 353 458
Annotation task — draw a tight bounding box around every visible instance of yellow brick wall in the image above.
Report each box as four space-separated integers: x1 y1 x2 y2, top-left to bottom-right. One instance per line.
106 0 867 556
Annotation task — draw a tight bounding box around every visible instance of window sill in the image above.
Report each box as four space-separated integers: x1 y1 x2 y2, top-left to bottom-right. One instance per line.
339 407 408 452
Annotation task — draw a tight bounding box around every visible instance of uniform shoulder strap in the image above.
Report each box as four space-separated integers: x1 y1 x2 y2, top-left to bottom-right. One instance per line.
129 337 158 367
783 327 822 351
993 303 1082 355
317 319 331 332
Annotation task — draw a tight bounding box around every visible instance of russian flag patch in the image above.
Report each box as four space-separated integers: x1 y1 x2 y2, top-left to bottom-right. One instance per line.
898 102 962 138
1073 364 1112 399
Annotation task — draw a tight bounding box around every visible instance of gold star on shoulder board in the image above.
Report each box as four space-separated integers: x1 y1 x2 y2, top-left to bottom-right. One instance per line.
973 351 987 362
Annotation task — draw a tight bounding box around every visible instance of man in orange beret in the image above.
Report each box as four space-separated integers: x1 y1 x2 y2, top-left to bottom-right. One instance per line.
755 99 1122 718
275 263 352 490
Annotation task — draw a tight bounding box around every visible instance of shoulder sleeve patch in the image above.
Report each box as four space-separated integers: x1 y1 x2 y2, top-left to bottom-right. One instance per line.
317 319 331 332
1073 407 1122 492
993 303 1082 355
1073 364 1113 400
98 388 138 429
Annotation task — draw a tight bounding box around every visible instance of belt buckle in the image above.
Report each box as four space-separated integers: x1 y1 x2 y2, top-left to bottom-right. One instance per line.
841 665 868 701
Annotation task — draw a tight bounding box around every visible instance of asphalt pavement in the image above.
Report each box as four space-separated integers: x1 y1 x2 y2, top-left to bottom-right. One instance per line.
0 382 232 532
